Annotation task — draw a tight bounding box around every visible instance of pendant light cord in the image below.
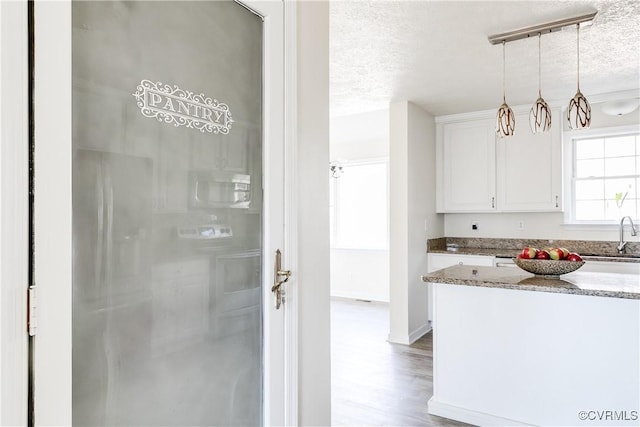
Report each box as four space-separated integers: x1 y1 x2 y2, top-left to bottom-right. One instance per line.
502 40 506 102
576 24 580 91
538 33 542 98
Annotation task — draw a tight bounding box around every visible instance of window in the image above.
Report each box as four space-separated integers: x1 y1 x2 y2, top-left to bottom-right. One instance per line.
570 130 639 222
330 160 388 250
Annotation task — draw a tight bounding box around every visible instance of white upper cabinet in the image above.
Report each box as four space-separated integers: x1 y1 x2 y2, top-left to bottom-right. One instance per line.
439 118 497 212
437 108 563 213
496 109 562 211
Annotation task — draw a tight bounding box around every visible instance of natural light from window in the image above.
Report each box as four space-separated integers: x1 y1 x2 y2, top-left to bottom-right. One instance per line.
572 132 639 222
330 161 388 250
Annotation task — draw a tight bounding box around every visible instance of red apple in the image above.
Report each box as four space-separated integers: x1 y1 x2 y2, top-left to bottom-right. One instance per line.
548 248 564 260
566 252 583 262
519 247 538 259
536 250 551 260
559 247 570 259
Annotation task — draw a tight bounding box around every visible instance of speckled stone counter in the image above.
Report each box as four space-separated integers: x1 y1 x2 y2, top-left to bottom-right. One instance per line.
427 237 640 263
422 264 640 299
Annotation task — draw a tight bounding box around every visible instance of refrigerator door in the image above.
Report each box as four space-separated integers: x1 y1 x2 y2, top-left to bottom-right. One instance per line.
73 150 154 423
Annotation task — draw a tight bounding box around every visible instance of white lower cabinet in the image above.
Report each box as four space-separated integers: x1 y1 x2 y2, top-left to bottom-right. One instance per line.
426 253 495 322
427 253 495 272
151 258 210 354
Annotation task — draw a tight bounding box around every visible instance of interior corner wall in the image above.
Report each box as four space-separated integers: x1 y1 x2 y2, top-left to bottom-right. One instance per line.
407 103 440 337
389 102 409 343
296 1 331 425
389 101 441 345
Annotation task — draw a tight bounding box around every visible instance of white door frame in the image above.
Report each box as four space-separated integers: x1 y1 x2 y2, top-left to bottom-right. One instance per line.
282 1 299 424
29 1 298 425
0 1 30 425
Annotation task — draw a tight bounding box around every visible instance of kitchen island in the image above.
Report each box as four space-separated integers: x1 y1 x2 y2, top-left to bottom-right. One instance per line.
422 265 640 427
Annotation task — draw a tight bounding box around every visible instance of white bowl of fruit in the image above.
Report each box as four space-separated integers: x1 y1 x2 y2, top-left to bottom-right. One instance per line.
513 247 585 276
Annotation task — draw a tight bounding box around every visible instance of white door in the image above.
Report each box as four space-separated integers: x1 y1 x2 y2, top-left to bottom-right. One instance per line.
32 1 289 425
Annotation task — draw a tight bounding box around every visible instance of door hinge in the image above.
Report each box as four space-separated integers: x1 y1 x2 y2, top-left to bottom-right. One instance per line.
28 285 37 336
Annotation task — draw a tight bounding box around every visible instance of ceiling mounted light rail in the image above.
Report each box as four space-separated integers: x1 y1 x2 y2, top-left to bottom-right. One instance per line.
488 12 597 45
489 11 597 136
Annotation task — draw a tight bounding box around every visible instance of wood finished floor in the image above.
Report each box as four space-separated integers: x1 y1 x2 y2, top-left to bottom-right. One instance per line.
331 298 470 427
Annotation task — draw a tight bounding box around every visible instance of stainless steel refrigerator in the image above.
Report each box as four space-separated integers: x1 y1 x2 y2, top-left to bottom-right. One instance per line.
72 149 153 425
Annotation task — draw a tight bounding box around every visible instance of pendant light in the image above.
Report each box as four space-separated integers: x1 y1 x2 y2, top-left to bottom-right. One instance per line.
496 41 515 138
529 33 551 133
567 23 591 129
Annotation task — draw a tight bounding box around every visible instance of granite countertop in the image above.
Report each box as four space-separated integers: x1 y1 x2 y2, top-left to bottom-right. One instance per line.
427 237 640 263
428 247 640 263
421 264 640 300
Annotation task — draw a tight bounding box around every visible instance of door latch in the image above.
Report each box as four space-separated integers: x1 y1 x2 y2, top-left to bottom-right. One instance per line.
271 249 291 309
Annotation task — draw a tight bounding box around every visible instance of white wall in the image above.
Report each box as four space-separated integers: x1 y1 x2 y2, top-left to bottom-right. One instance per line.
0 2 29 425
330 109 390 302
330 249 389 302
296 2 331 425
445 103 640 242
389 101 443 345
330 109 389 160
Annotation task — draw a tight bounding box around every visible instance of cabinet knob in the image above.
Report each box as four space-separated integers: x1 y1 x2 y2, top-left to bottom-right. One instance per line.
458 261 463 265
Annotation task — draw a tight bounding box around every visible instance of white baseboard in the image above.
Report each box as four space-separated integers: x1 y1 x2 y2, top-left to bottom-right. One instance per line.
408 322 431 344
388 322 431 345
428 398 533 427
329 290 389 303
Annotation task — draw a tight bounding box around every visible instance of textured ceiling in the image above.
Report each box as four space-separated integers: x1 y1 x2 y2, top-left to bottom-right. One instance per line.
330 0 640 117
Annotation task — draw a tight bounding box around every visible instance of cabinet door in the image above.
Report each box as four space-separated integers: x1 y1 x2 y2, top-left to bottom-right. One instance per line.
189 129 247 173
219 129 248 173
427 253 495 273
497 110 562 212
442 119 496 212
151 258 210 355
156 131 190 213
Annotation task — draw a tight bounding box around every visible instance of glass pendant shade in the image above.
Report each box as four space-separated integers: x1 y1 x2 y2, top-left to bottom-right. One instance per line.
529 34 551 133
530 97 551 133
496 41 515 138
567 24 591 129
497 102 515 137
568 90 591 129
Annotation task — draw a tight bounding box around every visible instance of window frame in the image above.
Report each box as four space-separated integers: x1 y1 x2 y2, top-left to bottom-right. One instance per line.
563 124 640 226
329 157 389 251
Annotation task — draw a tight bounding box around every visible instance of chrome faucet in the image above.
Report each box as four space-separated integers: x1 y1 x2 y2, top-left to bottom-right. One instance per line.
617 216 638 253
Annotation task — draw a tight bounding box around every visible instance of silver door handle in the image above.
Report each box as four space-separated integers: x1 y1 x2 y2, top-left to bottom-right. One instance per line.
272 249 291 310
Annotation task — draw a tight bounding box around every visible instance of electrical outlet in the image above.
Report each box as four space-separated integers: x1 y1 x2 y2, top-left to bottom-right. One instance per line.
471 221 479 231
517 221 525 230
